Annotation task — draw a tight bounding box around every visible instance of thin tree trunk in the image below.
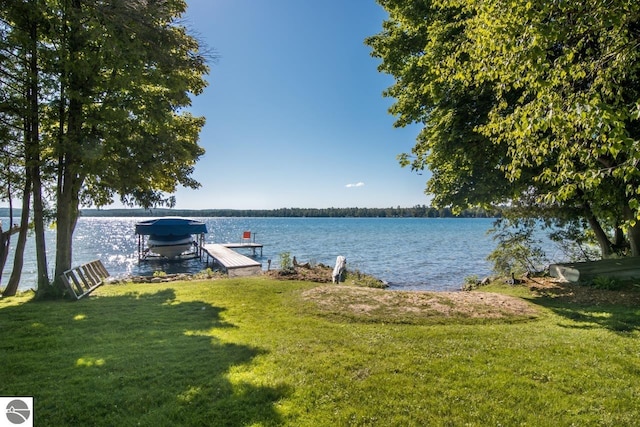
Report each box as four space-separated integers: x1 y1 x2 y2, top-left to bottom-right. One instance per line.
0 227 9 288
613 226 626 251
0 186 14 286
0 227 15 290
3 177 32 297
587 215 613 258
629 225 640 257
624 206 640 257
0 225 21 294
25 7 50 296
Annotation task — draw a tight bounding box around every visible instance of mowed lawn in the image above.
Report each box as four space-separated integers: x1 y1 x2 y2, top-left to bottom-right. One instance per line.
1 277 639 426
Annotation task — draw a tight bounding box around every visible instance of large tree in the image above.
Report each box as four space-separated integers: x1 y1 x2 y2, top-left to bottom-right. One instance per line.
0 2 22 291
47 0 208 286
1 0 209 295
0 0 50 296
367 0 640 257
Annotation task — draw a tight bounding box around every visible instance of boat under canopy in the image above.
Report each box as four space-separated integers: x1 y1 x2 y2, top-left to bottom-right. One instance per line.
135 217 208 260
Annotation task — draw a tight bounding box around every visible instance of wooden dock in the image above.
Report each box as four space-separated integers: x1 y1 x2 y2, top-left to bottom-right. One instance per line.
203 244 262 278
220 242 263 257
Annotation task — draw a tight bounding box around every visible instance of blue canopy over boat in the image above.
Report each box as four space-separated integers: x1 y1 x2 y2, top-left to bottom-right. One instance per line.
135 217 208 236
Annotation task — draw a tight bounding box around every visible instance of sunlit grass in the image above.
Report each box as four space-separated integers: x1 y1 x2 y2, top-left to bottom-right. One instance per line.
1 277 639 425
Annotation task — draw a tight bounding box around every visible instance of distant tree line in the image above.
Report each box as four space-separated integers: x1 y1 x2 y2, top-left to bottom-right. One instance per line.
70 205 499 218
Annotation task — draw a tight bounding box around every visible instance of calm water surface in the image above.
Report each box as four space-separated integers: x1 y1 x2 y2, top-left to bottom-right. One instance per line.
2 217 504 292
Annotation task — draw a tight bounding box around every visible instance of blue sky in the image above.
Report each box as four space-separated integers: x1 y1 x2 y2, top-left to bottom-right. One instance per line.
169 0 429 209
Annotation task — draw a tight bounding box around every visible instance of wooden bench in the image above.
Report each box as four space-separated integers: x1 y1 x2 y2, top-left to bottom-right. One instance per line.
60 260 110 300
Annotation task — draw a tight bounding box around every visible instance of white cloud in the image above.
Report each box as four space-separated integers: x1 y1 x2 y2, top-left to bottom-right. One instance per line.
345 182 365 188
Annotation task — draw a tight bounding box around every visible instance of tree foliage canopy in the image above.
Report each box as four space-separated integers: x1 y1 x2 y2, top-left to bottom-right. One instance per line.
367 0 640 257
50 0 209 209
1 0 210 294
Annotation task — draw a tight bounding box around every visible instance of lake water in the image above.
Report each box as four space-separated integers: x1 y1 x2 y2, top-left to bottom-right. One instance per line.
1 216 539 292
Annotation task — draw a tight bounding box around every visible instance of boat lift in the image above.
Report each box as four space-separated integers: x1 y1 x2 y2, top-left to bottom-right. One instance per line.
135 217 208 261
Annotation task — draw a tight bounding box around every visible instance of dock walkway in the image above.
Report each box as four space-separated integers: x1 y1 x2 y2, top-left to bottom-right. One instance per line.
203 244 262 278
221 242 263 257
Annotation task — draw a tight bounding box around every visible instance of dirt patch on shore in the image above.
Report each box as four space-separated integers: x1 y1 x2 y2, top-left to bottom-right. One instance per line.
265 264 334 283
301 285 539 322
300 276 640 323
265 263 387 288
524 276 640 306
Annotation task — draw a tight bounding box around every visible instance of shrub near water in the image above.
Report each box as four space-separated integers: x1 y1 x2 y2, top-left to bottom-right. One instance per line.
1 278 640 425
344 269 388 289
279 251 294 273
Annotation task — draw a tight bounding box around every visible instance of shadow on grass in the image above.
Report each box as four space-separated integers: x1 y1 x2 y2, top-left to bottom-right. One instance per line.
0 289 288 426
524 282 640 334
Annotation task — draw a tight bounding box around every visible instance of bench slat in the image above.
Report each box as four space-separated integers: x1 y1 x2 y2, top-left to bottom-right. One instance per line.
66 271 85 296
82 264 101 287
61 260 110 300
92 260 109 278
76 268 93 290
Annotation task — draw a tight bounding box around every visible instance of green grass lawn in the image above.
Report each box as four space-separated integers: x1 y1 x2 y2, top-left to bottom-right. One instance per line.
1 277 639 426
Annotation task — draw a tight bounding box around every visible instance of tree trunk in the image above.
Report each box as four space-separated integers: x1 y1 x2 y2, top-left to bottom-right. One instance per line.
613 226 626 251
54 0 83 284
1 225 26 297
25 10 50 296
54 92 83 281
54 178 78 280
624 206 640 257
32 171 49 294
3 177 32 297
629 224 640 257
587 215 613 258
0 190 14 287
54 97 83 281
0 227 9 287
0 225 22 294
